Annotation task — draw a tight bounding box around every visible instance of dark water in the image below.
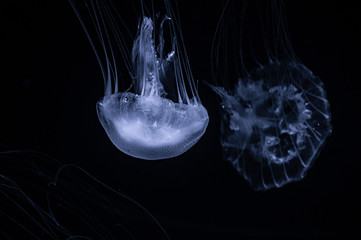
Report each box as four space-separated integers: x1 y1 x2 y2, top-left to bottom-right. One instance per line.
1 0 359 239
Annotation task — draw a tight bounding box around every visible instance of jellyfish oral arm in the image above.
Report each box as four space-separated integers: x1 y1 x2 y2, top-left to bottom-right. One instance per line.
132 17 165 98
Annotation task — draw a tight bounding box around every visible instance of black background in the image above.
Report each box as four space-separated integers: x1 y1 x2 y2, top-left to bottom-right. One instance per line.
1 0 360 239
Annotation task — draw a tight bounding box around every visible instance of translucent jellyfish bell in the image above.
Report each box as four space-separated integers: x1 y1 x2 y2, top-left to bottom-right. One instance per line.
70 1 208 160
210 1 332 190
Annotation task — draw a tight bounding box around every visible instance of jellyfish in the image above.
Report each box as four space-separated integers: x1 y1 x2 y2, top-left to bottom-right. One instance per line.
70 0 209 160
209 1 332 190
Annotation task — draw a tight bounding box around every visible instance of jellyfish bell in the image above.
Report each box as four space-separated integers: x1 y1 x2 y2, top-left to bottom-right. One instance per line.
97 92 208 160
210 1 332 190
70 1 208 160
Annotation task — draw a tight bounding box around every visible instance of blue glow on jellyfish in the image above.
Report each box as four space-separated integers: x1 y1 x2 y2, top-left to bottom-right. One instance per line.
209 1 332 190
70 0 208 160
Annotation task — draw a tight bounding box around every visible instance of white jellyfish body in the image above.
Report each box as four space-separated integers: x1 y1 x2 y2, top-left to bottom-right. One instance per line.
71 2 208 160
97 17 208 159
97 92 208 160
210 1 332 190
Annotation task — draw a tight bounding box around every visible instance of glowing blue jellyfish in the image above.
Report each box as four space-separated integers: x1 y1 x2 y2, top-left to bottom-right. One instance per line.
70 0 208 160
210 1 332 190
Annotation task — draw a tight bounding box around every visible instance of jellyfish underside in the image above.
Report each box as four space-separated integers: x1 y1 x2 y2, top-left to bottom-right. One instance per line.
97 17 208 160
211 61 331 190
